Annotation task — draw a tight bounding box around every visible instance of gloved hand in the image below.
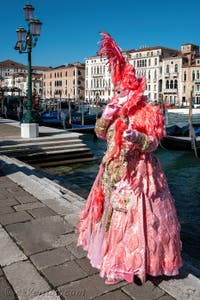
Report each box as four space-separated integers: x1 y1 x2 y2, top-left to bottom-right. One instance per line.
102 103 120 120
123 129 138 142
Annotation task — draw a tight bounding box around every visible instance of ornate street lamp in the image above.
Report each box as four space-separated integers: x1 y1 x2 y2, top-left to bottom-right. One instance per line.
14 3 42 138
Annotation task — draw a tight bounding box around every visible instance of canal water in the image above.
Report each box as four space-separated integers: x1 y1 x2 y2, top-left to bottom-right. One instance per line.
41 112 200 268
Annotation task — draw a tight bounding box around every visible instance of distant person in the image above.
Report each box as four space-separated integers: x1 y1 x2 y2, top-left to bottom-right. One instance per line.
17 105 21 121
60 110 67 129
76 32 182 285
3 105 7 118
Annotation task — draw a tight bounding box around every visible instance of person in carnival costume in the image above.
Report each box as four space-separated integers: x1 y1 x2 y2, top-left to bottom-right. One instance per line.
76 32 182 285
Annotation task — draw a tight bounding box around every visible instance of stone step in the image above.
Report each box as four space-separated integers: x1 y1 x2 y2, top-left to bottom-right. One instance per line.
20 147 93 161
1 146 91 158
0 138 82 150
34 156 97 167
0 143 88 156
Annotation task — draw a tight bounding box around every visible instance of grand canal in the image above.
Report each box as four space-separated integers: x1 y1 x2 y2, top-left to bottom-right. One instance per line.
41 111 200 269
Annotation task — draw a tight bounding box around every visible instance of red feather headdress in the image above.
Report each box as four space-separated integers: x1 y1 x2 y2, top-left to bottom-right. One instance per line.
98 32 145 92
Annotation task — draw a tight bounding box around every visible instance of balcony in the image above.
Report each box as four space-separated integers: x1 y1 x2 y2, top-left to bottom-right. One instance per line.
172 72 178 77
193 90 200 95
163 88 177 94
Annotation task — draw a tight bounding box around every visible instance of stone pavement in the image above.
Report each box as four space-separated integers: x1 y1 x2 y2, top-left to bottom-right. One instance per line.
0 119 200 300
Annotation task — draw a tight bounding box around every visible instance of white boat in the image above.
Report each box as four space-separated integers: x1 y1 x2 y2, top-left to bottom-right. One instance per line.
167 108 200 114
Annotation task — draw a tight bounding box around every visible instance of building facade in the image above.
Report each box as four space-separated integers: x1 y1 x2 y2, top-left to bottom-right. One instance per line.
85 43 200 107
2 41 200 109
43 62 85 101
0 59 48 98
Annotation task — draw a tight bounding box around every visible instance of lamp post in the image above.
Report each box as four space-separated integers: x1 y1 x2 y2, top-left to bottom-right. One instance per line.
14 3 42 138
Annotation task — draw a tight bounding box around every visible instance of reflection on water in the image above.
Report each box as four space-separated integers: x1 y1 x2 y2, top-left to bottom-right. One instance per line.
41 113 200 267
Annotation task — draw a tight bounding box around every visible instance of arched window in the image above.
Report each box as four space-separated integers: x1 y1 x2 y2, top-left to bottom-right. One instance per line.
170 80 173 89
166 65 169 73
197 70 199 79
166 80 169 89
192 71 195 81
184 71 187 81
174 80 178 89
174 64 178 73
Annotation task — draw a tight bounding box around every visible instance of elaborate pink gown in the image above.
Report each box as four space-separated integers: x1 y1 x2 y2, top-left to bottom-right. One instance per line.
76 103 182 284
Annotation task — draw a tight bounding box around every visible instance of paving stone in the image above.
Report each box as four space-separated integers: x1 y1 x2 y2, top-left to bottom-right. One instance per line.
95 289 132 300
6 215 73 255
41 260 87 287
159 294 176 300
0 206 15 215
41 198 77 216
122 280 165 300
0 211 32 225
0 228 26 266
0 192 9 201
15 193 39 204
64 213 79 227
14 201 45 212
27 206 57 219
7 187 23 194
157 271 200 300
75 257 99 276
31 290 62 300
3 261 50 300
0 276 16 300
0 197 19 207
30 247 74 270
52 232 78 248
58 274 127 300
66 241 87 259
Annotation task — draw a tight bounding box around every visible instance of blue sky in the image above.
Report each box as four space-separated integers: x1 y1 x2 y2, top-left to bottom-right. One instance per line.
1 0 200 68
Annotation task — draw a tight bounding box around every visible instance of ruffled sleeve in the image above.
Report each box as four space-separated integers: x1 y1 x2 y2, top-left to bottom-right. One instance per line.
132 132 159 153
95 117 111 140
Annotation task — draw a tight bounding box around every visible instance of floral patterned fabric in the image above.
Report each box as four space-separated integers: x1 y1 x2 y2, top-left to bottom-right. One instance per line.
76 104 182 284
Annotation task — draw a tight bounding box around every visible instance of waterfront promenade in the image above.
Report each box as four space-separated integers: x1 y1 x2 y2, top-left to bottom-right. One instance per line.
0 119 200 300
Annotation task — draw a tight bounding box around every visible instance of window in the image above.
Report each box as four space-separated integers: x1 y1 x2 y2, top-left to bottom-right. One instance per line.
170 80 173 89
184 71 187 81
174 80 178 89
166 80 169 89
174 64 178 73
166 65 169 73
192 71 195 81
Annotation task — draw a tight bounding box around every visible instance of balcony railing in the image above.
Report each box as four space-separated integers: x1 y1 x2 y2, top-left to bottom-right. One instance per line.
163 88 177 94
